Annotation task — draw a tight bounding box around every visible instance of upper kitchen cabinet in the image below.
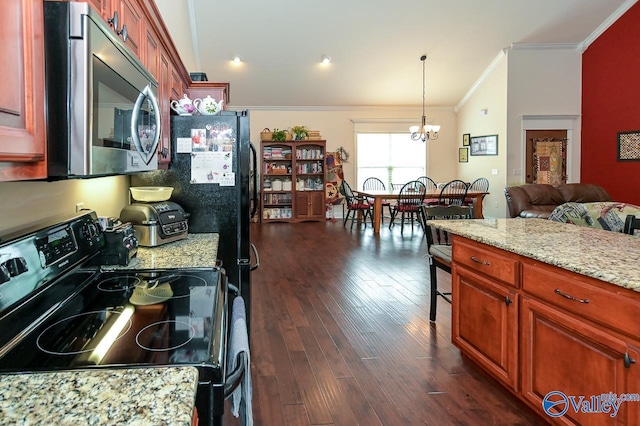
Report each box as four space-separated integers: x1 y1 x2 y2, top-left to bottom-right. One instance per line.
0 0 47 181
187 83 230 111
84 0 112 20
115 0 144 57
170 66 186 102
144 24 160 79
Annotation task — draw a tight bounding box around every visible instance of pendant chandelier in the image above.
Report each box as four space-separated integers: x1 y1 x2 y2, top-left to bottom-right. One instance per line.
410 54 440 142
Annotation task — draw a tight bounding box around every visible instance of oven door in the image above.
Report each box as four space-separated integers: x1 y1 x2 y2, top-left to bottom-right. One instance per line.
90 57 160 173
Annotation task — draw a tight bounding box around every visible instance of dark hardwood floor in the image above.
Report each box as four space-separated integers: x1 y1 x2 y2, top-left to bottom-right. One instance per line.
228 219 548 425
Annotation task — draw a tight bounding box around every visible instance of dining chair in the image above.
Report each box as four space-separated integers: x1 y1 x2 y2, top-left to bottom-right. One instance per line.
417 176 437 192
464 177 489 202
389 180 426 233
362 177 392 223
438 179 469 206
624 214 640 235
417 176 439 206
339 181 373 229
422 205 473 321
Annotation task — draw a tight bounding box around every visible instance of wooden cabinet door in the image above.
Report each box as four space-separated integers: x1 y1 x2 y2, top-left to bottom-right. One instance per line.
186 83 229 109
294 192 309 219
83 0 112 21
452 265 519 391
117 0 143 57
294 191 325 220
157 48 171 166
170 64 185 102
0 0 47 181
521 297 640 426
144 25 159 80
309 191 326 218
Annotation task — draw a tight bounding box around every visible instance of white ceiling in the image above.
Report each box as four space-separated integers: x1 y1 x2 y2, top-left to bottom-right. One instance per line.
154 0 635 108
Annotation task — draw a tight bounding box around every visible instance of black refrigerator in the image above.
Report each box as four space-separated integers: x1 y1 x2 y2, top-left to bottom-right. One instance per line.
132 111 258 331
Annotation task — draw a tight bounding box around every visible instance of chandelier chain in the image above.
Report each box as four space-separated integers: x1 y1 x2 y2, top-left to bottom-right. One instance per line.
422 55 426 118
410 54 439 142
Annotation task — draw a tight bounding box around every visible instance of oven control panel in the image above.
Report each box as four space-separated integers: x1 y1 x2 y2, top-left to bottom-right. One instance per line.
0 211 104 315
35 227 77 268
34 215 103 268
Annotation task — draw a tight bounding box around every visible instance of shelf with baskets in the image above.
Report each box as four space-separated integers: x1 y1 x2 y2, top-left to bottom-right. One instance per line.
260 140 326 222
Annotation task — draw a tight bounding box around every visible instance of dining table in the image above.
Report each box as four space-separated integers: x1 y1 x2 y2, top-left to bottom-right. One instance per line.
356 189 489 234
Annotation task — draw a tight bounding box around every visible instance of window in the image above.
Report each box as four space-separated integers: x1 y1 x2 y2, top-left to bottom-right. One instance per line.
356 133 426 190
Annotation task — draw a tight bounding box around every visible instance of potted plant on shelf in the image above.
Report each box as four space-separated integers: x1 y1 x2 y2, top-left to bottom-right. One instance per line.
289 125 309 140
271 128 287 141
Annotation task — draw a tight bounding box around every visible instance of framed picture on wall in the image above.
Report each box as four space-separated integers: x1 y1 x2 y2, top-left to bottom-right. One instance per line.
617 130 640 161
459 147 468 163
463 133 470 146
470 134 498 156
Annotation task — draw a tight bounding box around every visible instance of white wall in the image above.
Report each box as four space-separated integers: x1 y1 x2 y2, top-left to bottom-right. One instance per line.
238 107 458 187
455 45 583 218
0 176 131 233
456 52 508 218
153 0 197 71
506 46 582 186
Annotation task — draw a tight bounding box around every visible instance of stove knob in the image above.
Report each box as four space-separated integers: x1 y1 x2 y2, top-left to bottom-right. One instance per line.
5 257 28 277
81 222 100 241
0 263 10 284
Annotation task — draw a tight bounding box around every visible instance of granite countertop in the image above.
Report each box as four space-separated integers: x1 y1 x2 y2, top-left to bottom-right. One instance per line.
0 367 198 425
427 218 640 292
104 233 219 271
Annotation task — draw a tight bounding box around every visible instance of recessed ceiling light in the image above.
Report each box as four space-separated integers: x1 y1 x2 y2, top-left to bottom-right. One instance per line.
320 55 331 65
232 56 242 64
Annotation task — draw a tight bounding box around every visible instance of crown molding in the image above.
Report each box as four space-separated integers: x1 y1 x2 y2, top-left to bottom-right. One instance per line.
511 43 580 50
581 0 639 52
350 118 429 124
227 105 455 112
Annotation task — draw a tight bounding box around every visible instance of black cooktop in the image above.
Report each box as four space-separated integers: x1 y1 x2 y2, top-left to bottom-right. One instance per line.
0 267 225 374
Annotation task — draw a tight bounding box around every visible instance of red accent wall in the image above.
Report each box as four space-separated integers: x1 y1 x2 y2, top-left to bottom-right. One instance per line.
582 2 640 204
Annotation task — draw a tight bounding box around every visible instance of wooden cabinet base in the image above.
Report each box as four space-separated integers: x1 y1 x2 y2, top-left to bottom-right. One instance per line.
452 236 640 426
521 297 640 426
453 266 519 391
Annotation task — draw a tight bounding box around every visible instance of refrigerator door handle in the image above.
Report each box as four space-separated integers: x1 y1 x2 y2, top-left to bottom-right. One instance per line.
249 142 258 219
249 243 259 271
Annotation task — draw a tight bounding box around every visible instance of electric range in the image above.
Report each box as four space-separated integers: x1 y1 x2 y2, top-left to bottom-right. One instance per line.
0 211 238 425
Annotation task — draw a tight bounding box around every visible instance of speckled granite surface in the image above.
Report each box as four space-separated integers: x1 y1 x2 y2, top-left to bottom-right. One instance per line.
0 367 198 425
104 233 219 271
427 218 640 292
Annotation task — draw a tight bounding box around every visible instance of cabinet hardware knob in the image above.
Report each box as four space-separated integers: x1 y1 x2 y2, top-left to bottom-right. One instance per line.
624 352 636 369
554 289 589 304
505 296 513 306
470 256 490 266
117 24 128 42
107 11 119 31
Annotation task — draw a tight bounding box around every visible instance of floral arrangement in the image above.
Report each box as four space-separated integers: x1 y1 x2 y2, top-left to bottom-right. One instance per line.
289 125 309 140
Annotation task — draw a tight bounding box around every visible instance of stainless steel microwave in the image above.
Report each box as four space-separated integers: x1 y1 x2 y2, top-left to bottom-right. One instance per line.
44 2 160 179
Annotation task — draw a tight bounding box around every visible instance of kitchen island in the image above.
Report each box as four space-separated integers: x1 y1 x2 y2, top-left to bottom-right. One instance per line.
427 218 640 290
427 218 640 425
0 367 199 425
